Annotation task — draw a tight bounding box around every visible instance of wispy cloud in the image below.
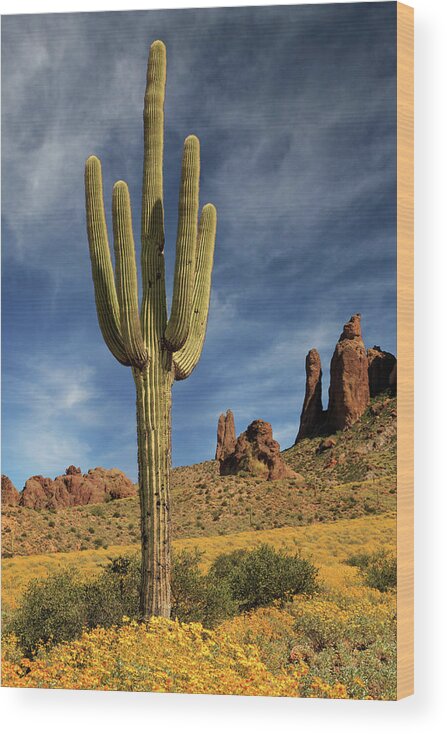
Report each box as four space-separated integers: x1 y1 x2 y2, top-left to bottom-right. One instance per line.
3 360 97 484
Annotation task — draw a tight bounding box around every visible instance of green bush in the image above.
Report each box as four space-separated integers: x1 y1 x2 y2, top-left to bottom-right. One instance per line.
345 550 397 592
10 569 86 657
84 556 140 629
364 553 397 592
171 550 237 627
209 544 318 611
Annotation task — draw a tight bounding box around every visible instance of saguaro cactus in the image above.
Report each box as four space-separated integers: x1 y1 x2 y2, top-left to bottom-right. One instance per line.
84 40 217 619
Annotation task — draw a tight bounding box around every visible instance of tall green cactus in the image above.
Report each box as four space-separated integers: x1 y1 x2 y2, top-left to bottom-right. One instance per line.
84 40 217 619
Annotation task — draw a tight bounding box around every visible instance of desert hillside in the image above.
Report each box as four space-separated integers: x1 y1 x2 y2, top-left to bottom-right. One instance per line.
2 394 396 558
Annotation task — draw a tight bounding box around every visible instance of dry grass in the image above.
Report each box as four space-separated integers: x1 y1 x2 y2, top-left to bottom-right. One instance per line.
2 512 396 612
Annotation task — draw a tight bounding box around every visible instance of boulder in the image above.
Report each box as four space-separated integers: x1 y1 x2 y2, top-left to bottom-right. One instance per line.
367 346 397 397
1 475 20 506
296 349 324 441
220 419 301 481
215 410 237 461
317 437 337 453
327 314 370 431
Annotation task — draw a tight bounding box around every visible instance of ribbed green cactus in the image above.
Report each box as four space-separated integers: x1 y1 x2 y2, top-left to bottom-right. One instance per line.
85 40 216 619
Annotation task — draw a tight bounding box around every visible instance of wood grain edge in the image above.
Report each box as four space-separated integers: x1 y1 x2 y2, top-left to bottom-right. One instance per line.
396 0 414 701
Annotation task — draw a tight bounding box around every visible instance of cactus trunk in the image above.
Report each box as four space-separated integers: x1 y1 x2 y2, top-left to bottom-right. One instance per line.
134 360 172 618
85 40 216 621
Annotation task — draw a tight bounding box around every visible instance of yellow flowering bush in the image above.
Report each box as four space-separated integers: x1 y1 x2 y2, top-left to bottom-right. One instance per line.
1 617 347 698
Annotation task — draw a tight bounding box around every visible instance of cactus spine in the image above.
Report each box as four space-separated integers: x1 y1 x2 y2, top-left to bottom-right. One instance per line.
85 40 217 619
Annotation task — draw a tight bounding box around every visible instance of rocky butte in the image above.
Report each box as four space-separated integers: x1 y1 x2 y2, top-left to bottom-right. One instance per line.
296 314 396 441
219 418 303 482
1 466 136 509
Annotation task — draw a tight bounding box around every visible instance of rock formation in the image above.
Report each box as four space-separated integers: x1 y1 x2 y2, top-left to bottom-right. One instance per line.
327 314 370 431
1 475 20 506
220 419 302 481
20 466 136 510
294 314 394 442
367 346 397 398
215 410 237 461
296 348 324 440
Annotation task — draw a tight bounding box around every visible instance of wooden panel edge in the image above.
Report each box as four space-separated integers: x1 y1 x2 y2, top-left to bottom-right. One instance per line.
396 0 414 701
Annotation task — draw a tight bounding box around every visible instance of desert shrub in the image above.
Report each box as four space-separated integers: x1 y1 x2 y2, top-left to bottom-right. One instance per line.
345 551 397 592
288 595 397 698
209 544 318 611
344 552 371 570
9 569 86 657
171 550 237 627
84 556 140 629
364 553 397 592
90 506 105 517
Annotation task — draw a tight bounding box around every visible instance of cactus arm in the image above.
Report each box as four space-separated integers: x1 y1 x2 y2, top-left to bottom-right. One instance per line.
112 181 149 370
164 135 200 352
141 40 166 255
173 203 216 380
85 155 130 366
141 40 168 343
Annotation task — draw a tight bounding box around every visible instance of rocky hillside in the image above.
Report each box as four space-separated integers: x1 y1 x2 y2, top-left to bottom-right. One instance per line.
2 394 396 558
284 394 396 486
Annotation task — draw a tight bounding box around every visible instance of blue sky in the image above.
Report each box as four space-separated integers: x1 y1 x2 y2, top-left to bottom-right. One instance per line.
1 2 397 489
